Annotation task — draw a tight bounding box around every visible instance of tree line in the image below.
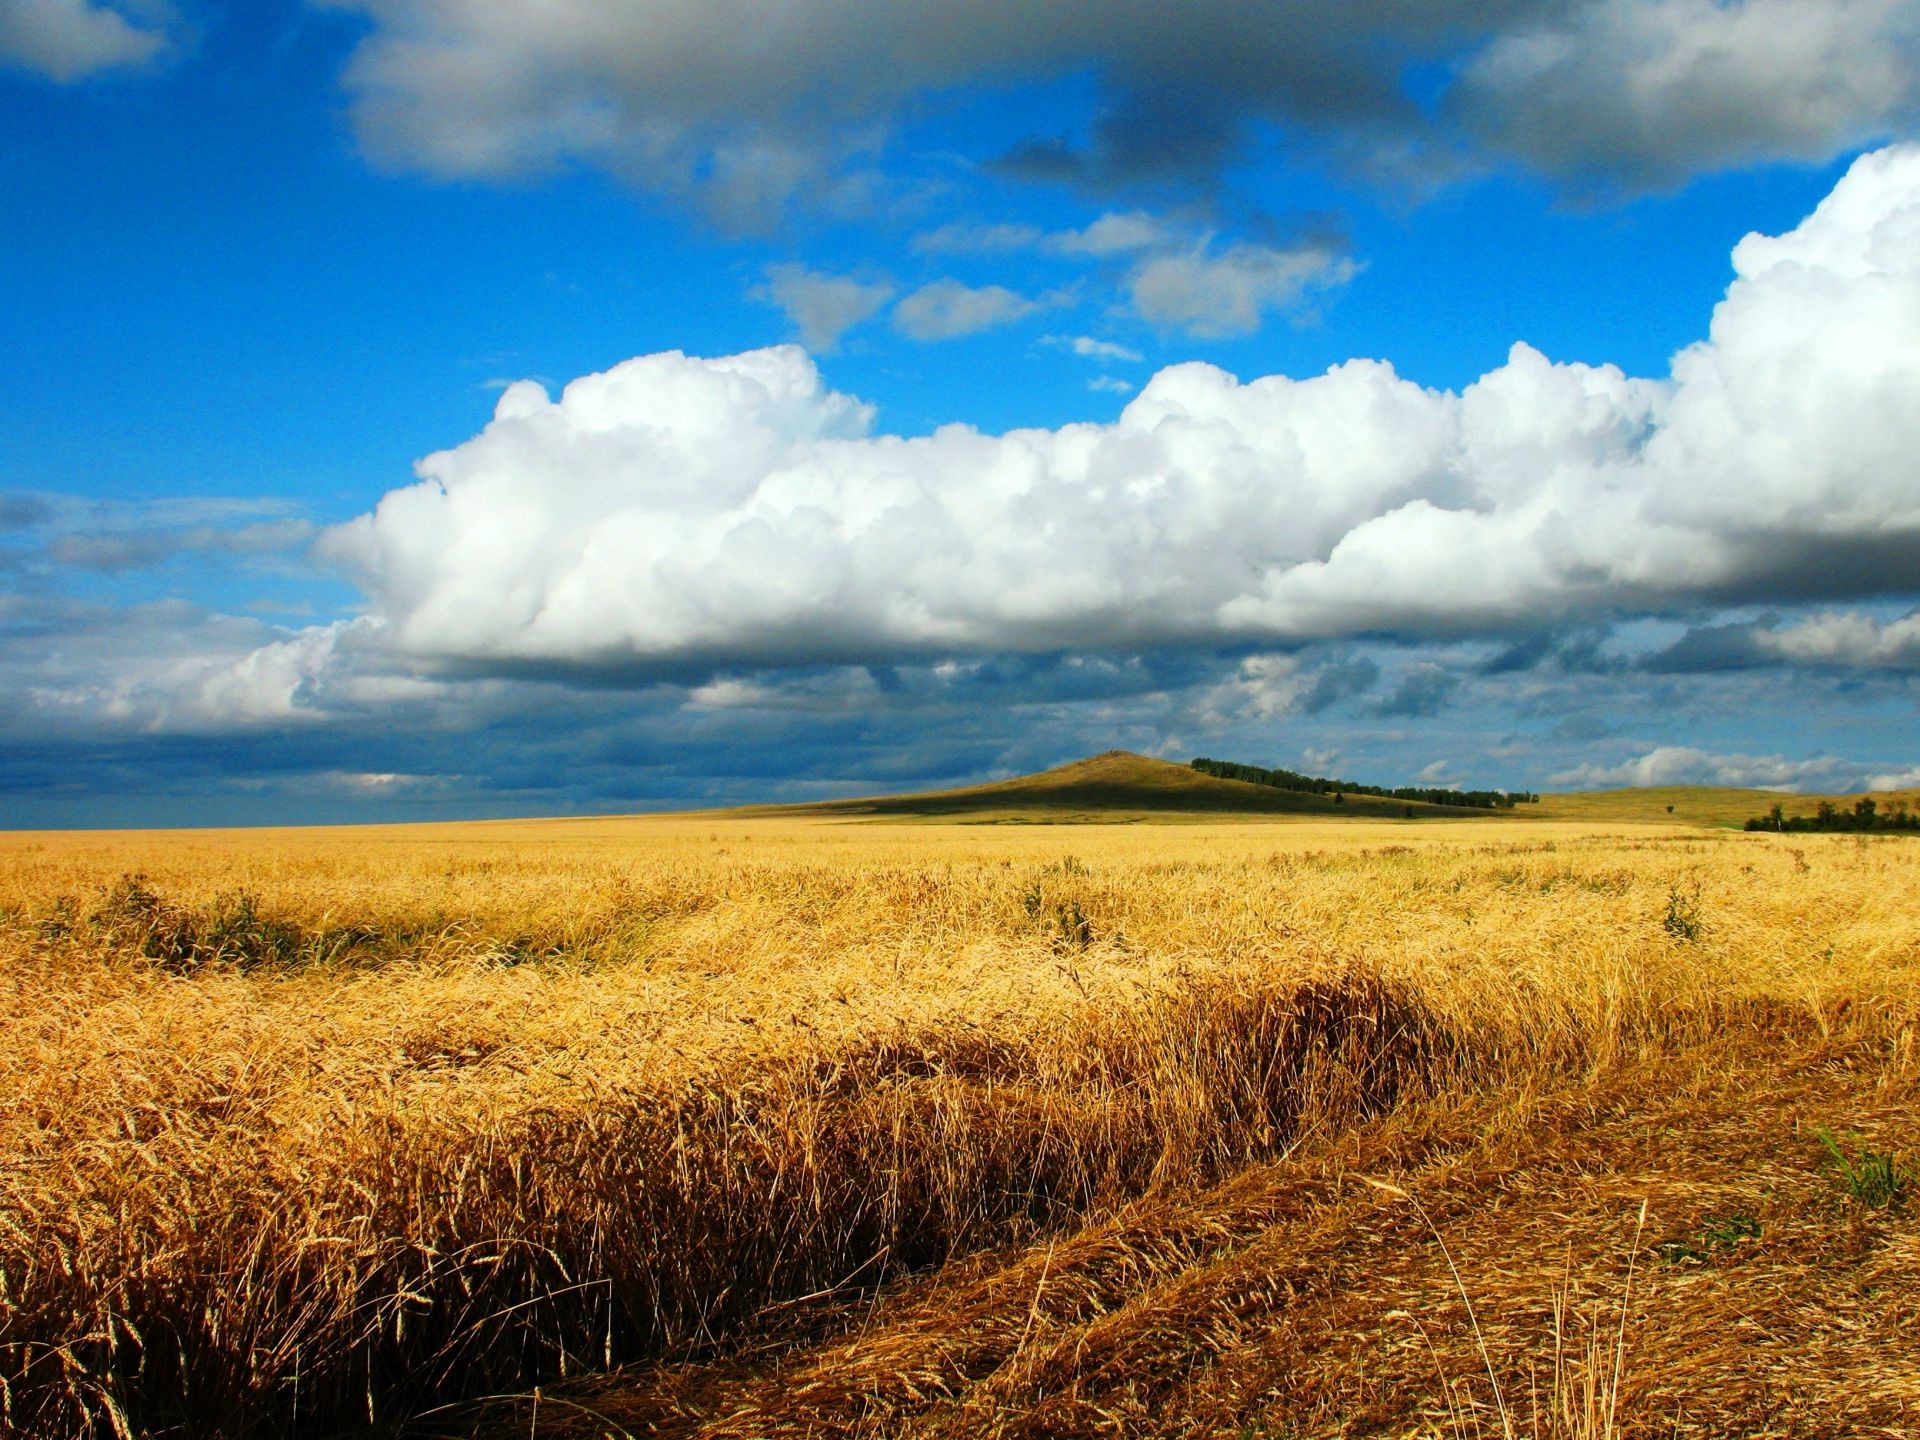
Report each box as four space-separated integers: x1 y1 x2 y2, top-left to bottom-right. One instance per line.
1190 757 1539 810
1745 797 1918 833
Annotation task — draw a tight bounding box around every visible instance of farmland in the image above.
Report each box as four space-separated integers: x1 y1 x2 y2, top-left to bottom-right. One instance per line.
1 780 1917 1436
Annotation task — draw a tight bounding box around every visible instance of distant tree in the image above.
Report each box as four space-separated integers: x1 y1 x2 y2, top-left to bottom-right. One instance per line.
1746 794 1917 834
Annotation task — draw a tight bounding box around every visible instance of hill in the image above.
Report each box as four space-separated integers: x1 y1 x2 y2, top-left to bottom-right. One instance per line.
752 753 1920 829
752 751 1494 823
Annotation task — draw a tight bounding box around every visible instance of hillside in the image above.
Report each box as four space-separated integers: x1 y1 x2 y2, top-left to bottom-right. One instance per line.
752 752 1920 829
755 751 1492 823
1534 784 1920 827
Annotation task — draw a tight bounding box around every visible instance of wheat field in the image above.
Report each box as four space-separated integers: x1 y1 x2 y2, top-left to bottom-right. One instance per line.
1 816 1916 1437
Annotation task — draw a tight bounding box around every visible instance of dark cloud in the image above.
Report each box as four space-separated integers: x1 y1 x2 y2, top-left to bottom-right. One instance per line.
0 495 50 531
1479 632 1558 674
1300 657 1381 714
1451 0 1920 193
1643 621 1771 673
44 519 316 574
1373 664 1460 718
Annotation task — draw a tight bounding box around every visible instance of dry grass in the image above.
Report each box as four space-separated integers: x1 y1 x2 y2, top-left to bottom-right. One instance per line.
0 816 1915 1437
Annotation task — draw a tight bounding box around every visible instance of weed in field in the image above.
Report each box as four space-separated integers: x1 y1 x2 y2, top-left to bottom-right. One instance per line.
1655 1212 1761 1264
1021 857 1097 951
1662 883 1703 942
1816 1126 1912 1209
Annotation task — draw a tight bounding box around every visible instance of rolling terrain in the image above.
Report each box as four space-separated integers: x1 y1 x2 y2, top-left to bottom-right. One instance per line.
753 751 1504 823
753 749 1920 830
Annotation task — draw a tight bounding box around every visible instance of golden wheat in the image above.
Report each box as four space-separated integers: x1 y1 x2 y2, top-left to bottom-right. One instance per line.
0 817 1914 1436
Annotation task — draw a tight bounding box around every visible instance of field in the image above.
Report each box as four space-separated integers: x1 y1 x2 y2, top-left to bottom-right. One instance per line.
2 800 1918 1437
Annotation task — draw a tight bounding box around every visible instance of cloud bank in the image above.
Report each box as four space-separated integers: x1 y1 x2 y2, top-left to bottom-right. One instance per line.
317 146 1920 680
324 0 1920 218
1549 744 1920 792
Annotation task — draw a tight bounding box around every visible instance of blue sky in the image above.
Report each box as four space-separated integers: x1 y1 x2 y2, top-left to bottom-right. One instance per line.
3 0 1919 826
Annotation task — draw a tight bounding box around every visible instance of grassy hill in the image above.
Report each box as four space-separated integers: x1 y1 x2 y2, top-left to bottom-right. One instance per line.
751 751 1920 829
754 751 1495 823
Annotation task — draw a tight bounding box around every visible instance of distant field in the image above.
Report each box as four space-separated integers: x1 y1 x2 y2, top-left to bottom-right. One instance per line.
2 807 1917 1437
1533 783 1920 827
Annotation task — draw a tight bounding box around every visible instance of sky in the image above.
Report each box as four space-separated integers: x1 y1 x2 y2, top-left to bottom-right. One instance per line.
3 0 1920 827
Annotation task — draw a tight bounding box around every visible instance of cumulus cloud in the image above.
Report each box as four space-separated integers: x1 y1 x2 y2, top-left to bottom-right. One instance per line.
292 147 1920 685
0 0 173 81
0 593 392 735
892 280 1049 341
1550 744 1854 790
1759 610 1920 668
318 1 1920 218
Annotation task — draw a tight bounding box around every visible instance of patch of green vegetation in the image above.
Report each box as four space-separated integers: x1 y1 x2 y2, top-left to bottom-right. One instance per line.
1021 858 1097 952
1662 882 1703 942
1817 1127 1913 1210
1657 1212 1761 1264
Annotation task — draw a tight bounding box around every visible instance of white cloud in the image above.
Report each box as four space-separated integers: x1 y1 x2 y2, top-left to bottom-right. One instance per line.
685 677 778 710
1 602 399 735
1192 654 1311 725
912 222 1046 255
1047 334 1144 364
892 280 1048 341
1088 376 1135 394
1048 211 1172 257
1550 745 1851 791
1756 610 1920 668
752 264 894 351
0 0 172 81
914 213 1353 340
1126 241 1360 337
114 145 1918 712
